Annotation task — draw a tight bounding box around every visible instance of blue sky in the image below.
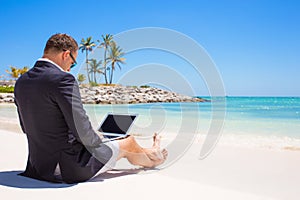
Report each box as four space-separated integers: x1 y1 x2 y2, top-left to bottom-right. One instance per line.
0 0 299 96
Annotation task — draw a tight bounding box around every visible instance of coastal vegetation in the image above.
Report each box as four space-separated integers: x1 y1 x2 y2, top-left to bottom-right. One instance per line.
1 34 125 87
0 85 14 93
5 66 29 80
78 34 125 86
77 73 86 85
0 34 206 104
88 59 103 84
106 42 125 84
79 37 96 83
98 34 114 84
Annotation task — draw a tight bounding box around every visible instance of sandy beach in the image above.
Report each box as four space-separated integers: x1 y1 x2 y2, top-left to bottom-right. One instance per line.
1 125 300 200
1 1 299 199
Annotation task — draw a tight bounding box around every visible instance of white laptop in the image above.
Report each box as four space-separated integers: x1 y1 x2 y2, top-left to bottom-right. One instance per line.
97 113 137 140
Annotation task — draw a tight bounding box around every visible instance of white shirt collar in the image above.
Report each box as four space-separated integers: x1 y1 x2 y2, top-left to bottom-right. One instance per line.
37 58 65 72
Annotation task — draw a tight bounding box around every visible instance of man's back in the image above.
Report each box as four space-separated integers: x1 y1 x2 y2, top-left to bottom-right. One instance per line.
15 61 70 144
14 60 111 183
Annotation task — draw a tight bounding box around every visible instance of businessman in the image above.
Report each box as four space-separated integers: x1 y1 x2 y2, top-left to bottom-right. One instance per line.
14 33 167 184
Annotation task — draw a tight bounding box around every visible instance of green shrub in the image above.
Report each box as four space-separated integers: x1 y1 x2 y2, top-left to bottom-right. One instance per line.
89 81 99 87
0 86 14 93
98 83 118 87
140 85 150 88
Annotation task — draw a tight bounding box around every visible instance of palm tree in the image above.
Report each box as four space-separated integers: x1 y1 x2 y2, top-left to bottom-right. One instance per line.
88 59 103 84
79 37 96 83
106 42 126 84
5 66 28 80
19 66 29 75
77 73 86 85
98 34 113 84
6 66 19 80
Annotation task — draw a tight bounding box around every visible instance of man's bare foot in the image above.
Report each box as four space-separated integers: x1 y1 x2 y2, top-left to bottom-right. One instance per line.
150 148 168 167
141 133 168 167
117 133 168 168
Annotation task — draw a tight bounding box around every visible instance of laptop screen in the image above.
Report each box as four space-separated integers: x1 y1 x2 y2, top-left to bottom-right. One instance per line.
98 114 137 135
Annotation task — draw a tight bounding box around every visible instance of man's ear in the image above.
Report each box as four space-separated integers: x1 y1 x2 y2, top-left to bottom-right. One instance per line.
61 50 69 61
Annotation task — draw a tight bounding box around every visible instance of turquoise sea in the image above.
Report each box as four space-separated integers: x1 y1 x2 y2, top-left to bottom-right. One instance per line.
84 96 300 149
1 97 300 149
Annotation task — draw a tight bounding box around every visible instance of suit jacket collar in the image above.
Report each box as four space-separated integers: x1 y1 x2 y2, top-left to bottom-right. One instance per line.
37 58 65 72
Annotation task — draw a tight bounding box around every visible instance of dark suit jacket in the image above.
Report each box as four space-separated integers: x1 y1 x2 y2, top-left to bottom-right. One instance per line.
14 60 112 183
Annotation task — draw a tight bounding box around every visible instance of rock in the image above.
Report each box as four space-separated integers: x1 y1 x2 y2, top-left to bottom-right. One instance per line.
0 93 15 103
3 98 14 103
0 85 208 104
80 85 207 104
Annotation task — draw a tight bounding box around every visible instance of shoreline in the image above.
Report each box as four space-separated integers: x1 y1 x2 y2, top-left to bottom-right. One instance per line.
1 122 300 152
1 97 300 152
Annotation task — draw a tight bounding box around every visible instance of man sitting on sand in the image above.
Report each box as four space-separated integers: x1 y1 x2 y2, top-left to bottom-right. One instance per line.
14 33 168 184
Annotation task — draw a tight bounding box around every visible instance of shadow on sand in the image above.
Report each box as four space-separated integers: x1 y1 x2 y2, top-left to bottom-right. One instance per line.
89 168 144 182
0 171 76 189
0 169 144 189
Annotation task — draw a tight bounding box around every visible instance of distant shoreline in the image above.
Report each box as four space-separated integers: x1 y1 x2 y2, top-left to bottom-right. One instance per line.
0 85 209 104
79 85 209 104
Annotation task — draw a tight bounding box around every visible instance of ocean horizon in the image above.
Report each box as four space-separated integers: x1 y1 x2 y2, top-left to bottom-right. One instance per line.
1 96 300 150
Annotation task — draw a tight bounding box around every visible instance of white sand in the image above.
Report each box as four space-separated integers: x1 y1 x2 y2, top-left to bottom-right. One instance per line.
0 130 300 200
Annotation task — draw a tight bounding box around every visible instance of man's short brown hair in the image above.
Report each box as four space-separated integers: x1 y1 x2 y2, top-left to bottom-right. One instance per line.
44 33 78 54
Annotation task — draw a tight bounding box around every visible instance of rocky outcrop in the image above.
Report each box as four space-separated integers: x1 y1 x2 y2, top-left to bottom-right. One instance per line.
0 93 15 103
0 86 208 104
0 81 15 87
80 85 207 104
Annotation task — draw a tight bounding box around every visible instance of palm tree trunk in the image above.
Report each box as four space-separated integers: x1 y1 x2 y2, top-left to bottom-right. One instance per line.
104 49 108 84
86 50 90 83
94 71 97 84
110 63 114 84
